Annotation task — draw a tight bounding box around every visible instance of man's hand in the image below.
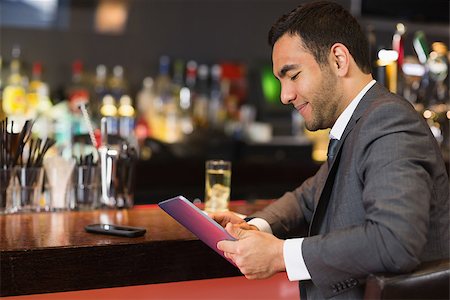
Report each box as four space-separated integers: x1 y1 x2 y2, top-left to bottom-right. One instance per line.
217 223 285 279
209 211 257 230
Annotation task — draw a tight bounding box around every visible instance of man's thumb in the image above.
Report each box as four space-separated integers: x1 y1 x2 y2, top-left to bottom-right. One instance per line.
226 222 246 239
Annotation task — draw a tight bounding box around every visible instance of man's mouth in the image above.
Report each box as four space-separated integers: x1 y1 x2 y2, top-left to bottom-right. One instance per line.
295 103 308 113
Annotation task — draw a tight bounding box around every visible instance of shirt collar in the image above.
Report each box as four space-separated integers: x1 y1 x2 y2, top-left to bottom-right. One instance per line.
329 80 376 140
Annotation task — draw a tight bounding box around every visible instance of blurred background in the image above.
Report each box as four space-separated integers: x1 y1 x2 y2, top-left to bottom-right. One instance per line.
1 0 449 204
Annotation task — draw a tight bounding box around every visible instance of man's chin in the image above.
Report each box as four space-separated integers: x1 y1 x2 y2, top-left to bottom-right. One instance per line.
305 120 331 132
304 122 319 132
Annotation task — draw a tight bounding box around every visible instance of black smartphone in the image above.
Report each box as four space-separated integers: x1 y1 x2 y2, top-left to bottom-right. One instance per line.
85 223 146 238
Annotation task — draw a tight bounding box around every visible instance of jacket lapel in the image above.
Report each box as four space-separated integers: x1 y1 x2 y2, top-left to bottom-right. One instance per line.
308 82 386 236
327 82 386 167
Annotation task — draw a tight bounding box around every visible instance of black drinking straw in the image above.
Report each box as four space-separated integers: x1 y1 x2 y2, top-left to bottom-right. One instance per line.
12 120 34 167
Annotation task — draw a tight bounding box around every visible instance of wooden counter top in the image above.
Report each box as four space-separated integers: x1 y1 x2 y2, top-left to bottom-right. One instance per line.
0 200 271 297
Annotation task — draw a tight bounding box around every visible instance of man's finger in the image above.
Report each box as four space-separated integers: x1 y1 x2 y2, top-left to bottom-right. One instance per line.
225 222 247 239
217 240 237 253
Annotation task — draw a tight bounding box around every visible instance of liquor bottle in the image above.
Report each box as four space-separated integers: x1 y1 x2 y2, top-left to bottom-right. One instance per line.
108 65 127 102
413 31 431 108
392 23 406 69
428 42 449 101
68 60 90 111
118 94 135 138
154 56 180 143
92 64 108 121
173 59 193 135
136 77 156 138
2 45 27 117
100 94 118 135
392 23 406 95
221 62 247 121
172 59 185 89
208 64 225 128
137 77 155 116
155 56 172 101
28 62 52 113
27 61 53 139
185 60 196 87
67 60 90 135
171 58 185 107
413 31 429 65
193 64 209 128
52 102 73 159
184 60 198 130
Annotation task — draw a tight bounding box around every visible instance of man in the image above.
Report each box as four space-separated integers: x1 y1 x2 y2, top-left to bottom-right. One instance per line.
212 1 449 299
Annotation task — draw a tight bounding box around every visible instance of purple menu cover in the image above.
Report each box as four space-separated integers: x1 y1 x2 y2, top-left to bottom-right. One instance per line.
158 196 236 265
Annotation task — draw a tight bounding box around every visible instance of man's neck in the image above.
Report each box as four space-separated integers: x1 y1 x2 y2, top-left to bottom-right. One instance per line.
330 77 376 140
343 74 374 106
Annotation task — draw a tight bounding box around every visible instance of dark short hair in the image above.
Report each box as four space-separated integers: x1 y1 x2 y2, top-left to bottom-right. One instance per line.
268 1 371 74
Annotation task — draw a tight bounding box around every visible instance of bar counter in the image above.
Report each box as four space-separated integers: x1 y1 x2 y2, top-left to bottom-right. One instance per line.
0 200 272 297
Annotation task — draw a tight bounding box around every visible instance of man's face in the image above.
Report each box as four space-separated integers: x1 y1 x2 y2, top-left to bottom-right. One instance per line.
272 33 342 131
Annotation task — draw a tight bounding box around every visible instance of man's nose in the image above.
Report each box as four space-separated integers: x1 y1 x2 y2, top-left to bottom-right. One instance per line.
280 86 295 105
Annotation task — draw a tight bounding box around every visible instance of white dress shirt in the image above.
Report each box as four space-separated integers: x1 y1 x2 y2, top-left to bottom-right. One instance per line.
248 80 376 281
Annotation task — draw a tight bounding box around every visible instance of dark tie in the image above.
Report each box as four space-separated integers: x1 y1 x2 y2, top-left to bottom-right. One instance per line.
327 138 339 165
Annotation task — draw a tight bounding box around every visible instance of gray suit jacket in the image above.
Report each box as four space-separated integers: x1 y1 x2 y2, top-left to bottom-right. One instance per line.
252 83 450 299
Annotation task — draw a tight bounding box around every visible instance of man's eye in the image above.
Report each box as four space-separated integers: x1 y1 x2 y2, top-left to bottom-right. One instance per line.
290 72 300 80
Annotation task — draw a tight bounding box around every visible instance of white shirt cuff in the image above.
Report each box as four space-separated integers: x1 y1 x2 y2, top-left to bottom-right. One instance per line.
283 238 311 281
247 218 273 234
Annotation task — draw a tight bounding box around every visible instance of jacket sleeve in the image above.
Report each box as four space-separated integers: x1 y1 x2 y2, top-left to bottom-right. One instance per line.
251 162 328 238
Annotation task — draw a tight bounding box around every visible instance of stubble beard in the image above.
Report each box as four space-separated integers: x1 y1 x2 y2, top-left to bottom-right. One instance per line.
304 67 340 131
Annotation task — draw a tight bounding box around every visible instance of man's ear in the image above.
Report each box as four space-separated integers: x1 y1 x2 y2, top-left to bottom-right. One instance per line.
330 43 350 76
